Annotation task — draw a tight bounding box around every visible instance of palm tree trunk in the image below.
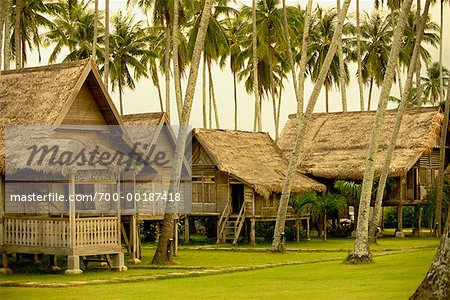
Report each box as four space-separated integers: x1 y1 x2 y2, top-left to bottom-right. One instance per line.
14 0 22 69
268 46 278 140
347 0 413 264
252 0 261 132
435 58 450 239
0 0 5 71
164 25 171 121
337 0 347 112
369 0 431 243
296 217 300 243
207 59 220 129
104 0 110 89
202 53 207 128
154 71 164 112
410 204 450 299
416 0 422 107
439 0 444 105
272 0 346 252
356 0 365 111
233 69 238 130
119 84 124 116
172 0 183 121
92 0 98 61
397 65 403 97
208 65 212 129
152 0 212 265
277 83 282 136
3 0 11 70
368 78 374 111
325 87 330 113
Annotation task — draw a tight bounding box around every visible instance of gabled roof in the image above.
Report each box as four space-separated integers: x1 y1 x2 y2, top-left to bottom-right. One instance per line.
277 107 443 180
193 128 326 198
0 59 123 174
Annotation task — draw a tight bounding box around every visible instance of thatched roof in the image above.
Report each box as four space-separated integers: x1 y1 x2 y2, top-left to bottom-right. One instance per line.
0 59 123 174
122 112 167 126
193 129 326 198
277 107 443 180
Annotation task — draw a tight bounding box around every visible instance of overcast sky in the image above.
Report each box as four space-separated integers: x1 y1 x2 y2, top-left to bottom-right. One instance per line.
26 0 450 138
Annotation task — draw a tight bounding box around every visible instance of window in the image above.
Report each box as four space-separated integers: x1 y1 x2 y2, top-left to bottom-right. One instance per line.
192 176 216 204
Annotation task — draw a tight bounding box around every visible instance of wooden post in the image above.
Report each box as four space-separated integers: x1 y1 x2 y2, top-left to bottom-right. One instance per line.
69 173 76 248
296 218 300 243
173 216 178 256
65 255 82 275
307 217 310 240
128 215 141 264
250 218 256 245
184 215 190 243
396 175 406 238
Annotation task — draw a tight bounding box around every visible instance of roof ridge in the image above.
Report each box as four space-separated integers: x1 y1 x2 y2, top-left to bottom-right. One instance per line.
0 59 91 76
287 107 440 119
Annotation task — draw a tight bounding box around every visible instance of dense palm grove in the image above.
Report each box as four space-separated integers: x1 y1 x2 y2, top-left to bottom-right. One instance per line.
0 0 448 136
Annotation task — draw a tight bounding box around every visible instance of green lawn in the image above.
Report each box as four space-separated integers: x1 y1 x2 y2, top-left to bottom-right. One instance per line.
0 237 440 299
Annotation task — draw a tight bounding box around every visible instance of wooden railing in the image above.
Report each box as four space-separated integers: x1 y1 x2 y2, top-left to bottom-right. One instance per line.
75 217 119 246
4 217 69 247
3 217 119 248
216 200 231 244
232 204 246 245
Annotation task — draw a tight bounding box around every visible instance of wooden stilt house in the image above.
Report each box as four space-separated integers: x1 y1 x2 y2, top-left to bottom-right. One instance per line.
277 107 448 236
0 59 133 274
191 129 326 244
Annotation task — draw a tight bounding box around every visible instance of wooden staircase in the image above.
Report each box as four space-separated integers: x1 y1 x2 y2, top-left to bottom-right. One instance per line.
217 202 246 245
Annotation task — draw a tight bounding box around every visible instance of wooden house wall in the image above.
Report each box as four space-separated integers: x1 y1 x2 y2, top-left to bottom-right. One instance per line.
61 84 108 125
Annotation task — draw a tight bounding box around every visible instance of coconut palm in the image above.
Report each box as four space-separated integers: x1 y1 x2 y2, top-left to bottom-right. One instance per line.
309 192 347 241
309 7 350 113
92 0 98 60
43 0 103 63
108 12 154 116
348 0 414 264
3 0 12 70
220 15 244 130
272 0 351 252
104 0 110 89
187 0 233 129
422 62 449 105
356 0 365 111
251 0 261 132
289 191 316 243
10 0 56 68
397 9 439 77
360 11 392 110
238 0 290 138
152 0 213 265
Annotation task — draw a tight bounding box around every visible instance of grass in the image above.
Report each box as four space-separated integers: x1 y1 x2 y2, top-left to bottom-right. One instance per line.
0 237 440 299
1 249 436 299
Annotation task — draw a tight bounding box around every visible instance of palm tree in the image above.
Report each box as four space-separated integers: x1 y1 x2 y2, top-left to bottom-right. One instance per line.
172 0 182 120
92 0 99 60
369 0 432 243
187 0 232 129
336 0 347 111
347 0 414 264
360 12 392 110
104 0 110 89
356 0 365 111
334 180 362 228
398 9 439 81
43 0 103 63
252 0 260 132
289 191 316 243
272 0 351 252
0 0 5 70
221 15 244 130
11 0 56 68
152 0 213 265
3 0 12 70
109 12 153 115
309 192 347 241
422 62 449 105
309 7 350 113
411 80 450 300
